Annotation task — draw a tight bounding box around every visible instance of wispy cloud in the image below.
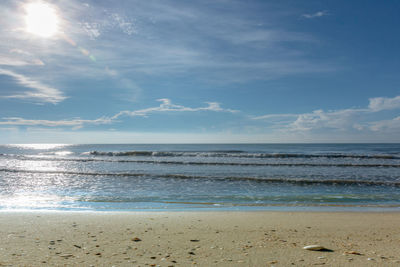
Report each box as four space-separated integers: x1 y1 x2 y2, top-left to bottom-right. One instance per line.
253 95 400 133
369 116 400 132
0 117 112 129
60 1 334 83
302 11 328 19
0 49 45 67
368 95 400 111
0 56 44 66
0 98 237 128
252 113 299 121
112 99 238 119
0 69 66 104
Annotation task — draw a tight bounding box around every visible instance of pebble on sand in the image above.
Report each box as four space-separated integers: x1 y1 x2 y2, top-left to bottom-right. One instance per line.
344 251 363 255
59 254 73 258
303 245 329 251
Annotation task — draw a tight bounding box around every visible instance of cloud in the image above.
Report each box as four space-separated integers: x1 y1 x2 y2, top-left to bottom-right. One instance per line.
0 98 237 128
112 98 238 119
288 108 364 132
252 113 299 121
0 56 43 66
0 49 45 66
109 13 136 35
0 57 28 66
0 69 66 104
80 22 101 40
368 95 400 111
79 10 136 40
302 11 328 19
0 117 112 129
62 1 335 83
369 116 400 132
253 95 400 132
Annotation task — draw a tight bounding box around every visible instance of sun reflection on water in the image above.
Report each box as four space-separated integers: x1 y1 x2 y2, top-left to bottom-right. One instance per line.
0 193 77 210
8 144 70 150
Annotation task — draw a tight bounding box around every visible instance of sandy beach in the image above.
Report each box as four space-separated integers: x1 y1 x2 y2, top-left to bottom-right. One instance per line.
0 211 399 266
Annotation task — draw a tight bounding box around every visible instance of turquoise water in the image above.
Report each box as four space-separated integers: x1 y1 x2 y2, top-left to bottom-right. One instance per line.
0 143 399 211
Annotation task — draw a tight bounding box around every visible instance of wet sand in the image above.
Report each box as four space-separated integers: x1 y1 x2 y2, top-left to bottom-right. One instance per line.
0 211 399 266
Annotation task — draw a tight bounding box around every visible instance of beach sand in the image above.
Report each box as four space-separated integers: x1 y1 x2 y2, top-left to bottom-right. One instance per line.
0 211 399 266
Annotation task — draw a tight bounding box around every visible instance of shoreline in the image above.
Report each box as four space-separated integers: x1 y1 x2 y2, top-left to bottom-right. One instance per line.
2 207 400 214
1 211 400 266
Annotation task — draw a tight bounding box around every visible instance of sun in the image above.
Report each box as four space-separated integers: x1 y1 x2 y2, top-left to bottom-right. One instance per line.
25 2 59 38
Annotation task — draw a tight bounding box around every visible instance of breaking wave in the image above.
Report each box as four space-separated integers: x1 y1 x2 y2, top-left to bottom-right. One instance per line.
4 155 400 168
85 150 400 159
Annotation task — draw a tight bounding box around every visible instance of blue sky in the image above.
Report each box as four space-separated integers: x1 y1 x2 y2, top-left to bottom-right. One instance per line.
0 0 399 143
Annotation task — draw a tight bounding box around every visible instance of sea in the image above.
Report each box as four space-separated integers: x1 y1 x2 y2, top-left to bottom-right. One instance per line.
0 143 399 212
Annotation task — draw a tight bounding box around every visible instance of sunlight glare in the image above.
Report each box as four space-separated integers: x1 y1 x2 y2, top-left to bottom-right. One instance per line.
8 144 68 150
25 2 59 38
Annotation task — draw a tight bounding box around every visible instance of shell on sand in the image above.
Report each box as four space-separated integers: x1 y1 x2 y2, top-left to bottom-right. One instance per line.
303 245 326 251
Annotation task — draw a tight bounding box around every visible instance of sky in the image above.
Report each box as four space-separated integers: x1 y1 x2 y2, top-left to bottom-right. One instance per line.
0 0 399 143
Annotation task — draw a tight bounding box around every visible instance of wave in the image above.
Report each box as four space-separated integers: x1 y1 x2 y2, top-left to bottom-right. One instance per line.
85 150 400 159
1 168 399 187
5 155 400 168
80 194 400 204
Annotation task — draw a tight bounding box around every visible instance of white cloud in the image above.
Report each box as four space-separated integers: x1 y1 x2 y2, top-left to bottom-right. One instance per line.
0 69 66 104
254 95 400 133
302 11 328 19
0 99 237 128
0 49 45 66
80 22 101 40
369 116 400 132
252 113 298 121
0 57 28 66
109 13 136 35
288 108 363 131
112 98 238 119
62 1 335 83
368 95 400 111
0 117 112 128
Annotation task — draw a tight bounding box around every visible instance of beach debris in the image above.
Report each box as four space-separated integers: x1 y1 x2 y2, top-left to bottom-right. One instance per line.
303 245 333 251
367 258 374 261
190 239 200 242
188 251 195 255
132 237 142 242
73 244 82 249
344 251 363 255
49 241 55 245
59 254 73 258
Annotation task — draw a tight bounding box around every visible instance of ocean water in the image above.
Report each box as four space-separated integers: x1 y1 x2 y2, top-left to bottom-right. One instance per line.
0 143 399 211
